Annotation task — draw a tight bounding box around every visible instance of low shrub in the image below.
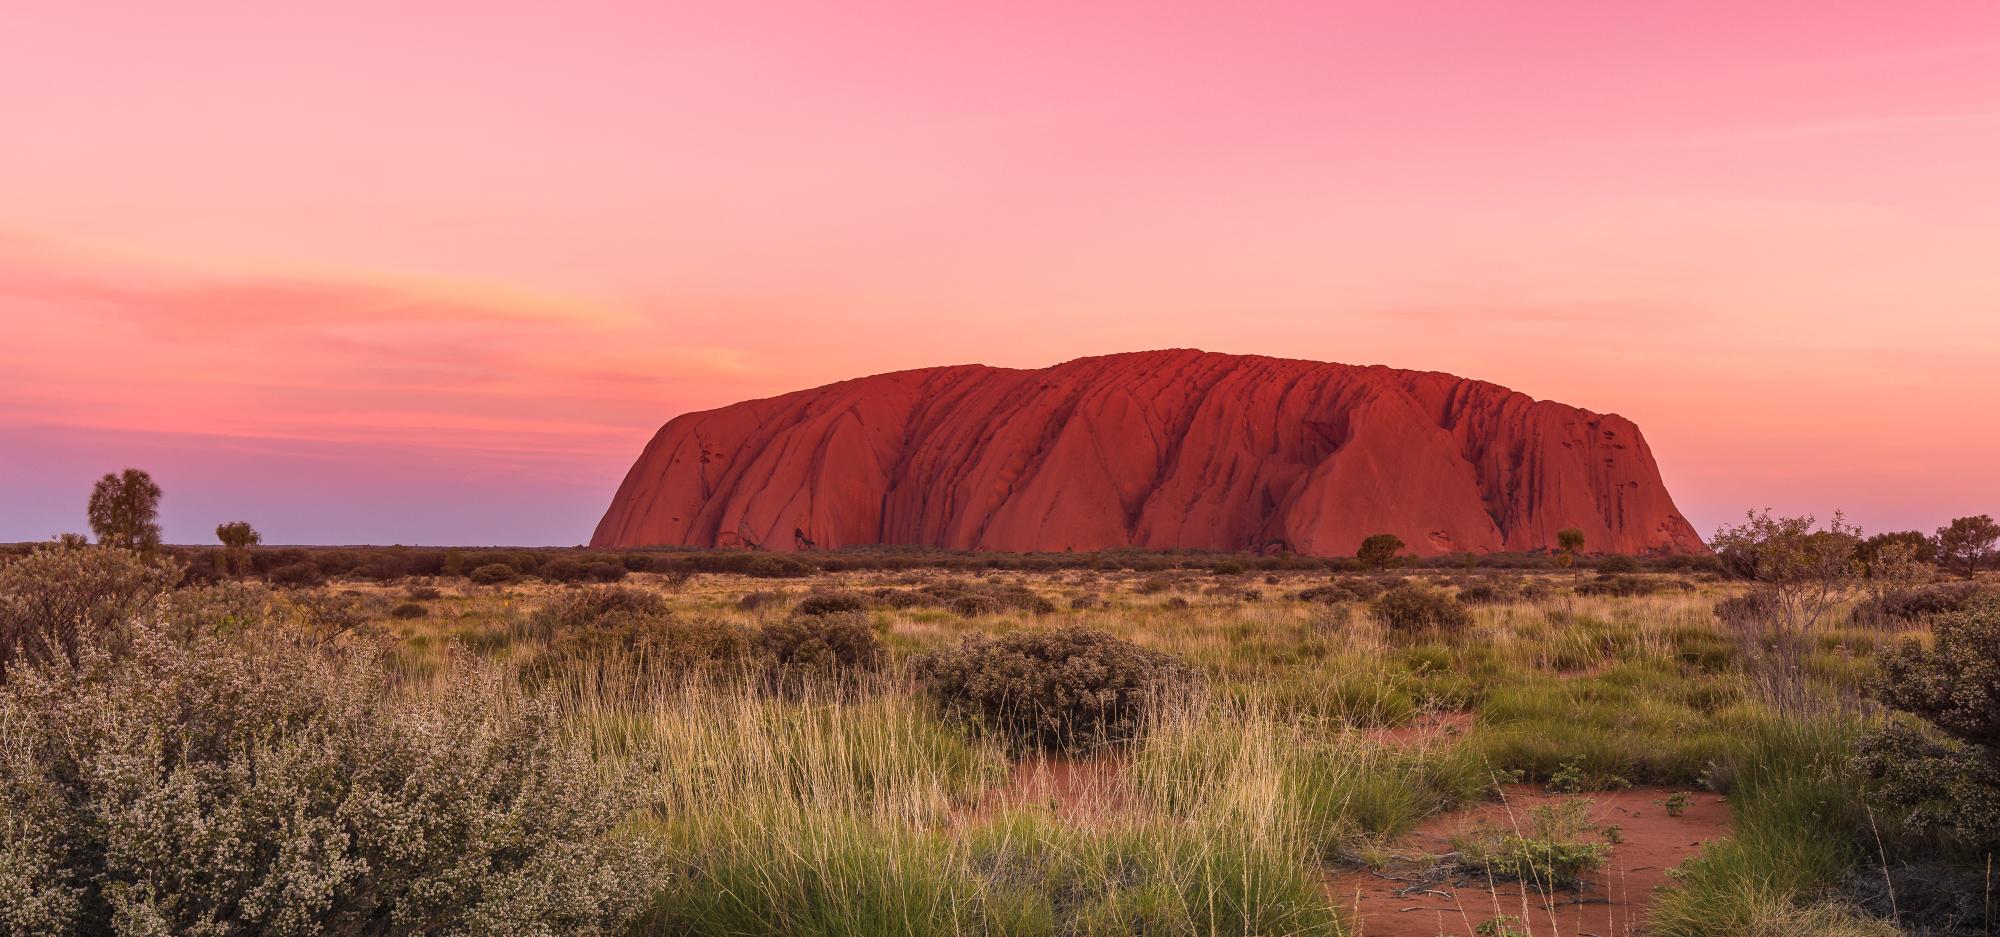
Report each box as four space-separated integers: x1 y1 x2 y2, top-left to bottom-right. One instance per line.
793 591 871 617
540 558 590 583
1862 599 2000 855
519 586 672 643
530 616 757 690
1456 581 1518 605
1874 599 2000 750
1451 798 1613 889
740 554 815 579
1851 720 2000 854
0 543 180 682
1594 555 1642 574
1295 584 1361 604
1851 581 1992 627
0 622 663 935
468 563 517 585
758 612 886 692
1573 573 1662 597
1713 588 1780 632
913 627 1197 752
736 590 786 611
266 561 327 589
585 561 628 583
921 581 1056 617
348 556 409 581
1338 577 1390 601
1369 584 1473 638
389 601 427 620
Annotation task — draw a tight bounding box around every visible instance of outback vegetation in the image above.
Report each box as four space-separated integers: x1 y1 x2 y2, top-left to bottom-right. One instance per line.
4 478 1999 935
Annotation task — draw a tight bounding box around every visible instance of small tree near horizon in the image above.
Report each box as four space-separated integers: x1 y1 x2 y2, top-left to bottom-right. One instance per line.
87 469 162 556
1556 528 1586 568
1710 509 1862 710
1936 515 2000 580
1857 530 1937 570
1356 534 1404 570
215 521 262 577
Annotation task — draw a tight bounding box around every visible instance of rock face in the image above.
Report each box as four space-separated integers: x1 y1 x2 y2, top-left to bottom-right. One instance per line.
592 350 1706 556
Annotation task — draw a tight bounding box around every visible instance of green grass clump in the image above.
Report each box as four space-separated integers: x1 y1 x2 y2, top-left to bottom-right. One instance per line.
1648 713 1882 937
1467 667 1738 786
638 813 1348 936
1451 798 1613 889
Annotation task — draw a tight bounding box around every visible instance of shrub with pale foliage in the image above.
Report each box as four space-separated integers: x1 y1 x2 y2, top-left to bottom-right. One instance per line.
0 541 179 683
0 590 663 934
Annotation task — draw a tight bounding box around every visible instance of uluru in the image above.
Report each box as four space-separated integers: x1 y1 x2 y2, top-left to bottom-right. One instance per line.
592 349 1706 556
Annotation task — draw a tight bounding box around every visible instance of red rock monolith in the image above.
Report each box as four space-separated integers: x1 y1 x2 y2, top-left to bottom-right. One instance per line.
591 350 1706 556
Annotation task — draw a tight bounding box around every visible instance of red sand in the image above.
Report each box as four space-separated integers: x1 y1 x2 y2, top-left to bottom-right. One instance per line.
592 349 1705 556
1327 786 1733 937
956 751 1131 826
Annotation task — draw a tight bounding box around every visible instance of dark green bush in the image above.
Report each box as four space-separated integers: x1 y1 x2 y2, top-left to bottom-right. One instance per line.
467 563 517 585
1456 581 1517 605
758 612 885 691
912 627 1197 752
793 591 871 617
1339 577 1391 600
520 586 671 642
1713 588 1779 632
348 556 409 582
1573 573 1661 597
740 554 814 579
1295 584 1361 604
529 615 756 689
389 602 427 620
265 561 326 589
1851 582 1992 627
1852 720 2000 854
518 586 750 688
920 580 1055 617
1369 585 1473 638
540 558 589 583
1862 600 2000 856
736 590 786 611
867 588 928 610
1594 555 1642 574
584 561 627 583
1875 600 2000 749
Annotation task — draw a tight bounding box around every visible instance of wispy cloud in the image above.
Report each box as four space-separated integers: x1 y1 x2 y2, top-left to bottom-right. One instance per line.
0 237 776 474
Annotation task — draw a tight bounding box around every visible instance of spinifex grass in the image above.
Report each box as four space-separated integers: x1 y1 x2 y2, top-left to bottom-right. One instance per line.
335 567 1914 934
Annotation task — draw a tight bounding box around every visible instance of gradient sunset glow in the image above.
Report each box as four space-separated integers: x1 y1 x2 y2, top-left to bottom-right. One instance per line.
4 1 1997 545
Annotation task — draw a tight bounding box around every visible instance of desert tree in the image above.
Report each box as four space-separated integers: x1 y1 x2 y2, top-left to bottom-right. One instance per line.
1861 539 1935 607
1709 509 1862 710
86 468 162 556
1857 530 1937 569
214 521 261 577
1936 514 2000 580
1555 527 1586 568
1356 533 1404 570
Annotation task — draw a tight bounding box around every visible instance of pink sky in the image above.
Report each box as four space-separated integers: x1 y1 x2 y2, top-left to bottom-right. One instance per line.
3 1 1997 545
